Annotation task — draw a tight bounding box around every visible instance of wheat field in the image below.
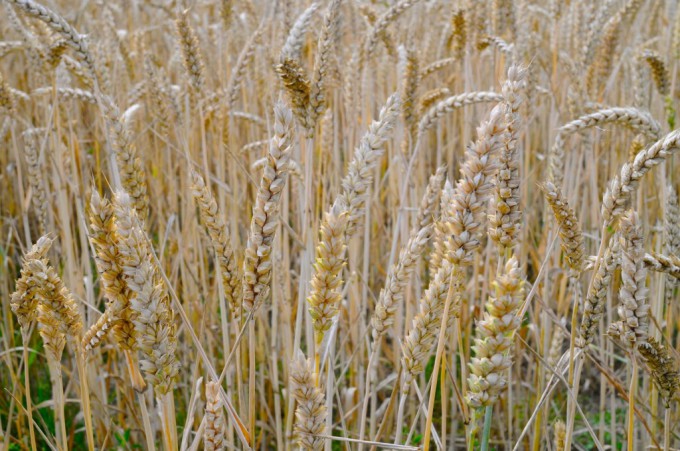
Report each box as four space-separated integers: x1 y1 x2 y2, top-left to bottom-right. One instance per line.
1 0 679 449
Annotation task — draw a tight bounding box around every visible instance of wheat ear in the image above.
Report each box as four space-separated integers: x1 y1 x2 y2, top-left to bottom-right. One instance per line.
242 102 294 314
190 170 241 316
338 93 400 237
290 351 327 450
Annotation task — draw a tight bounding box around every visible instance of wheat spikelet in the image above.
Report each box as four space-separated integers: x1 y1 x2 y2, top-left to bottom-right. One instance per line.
488 65 526 249
372 225 431 341
602 129 680 227
399 45 420 139
10 236 53 329
641 252 680 280
81 311 112 352
290 351 327 450
418 91 504 136
0 41 25 59
281 3 319 61
190 170 241 316
104 105 149 224
338 93 400 237
32 87 97 104
204 381 227 451
401 260 461 390
308 0 341 129
175 9 205 92
549 107 661 187
429 178 453 274
664 186 679 303
450 8 466 58
357 3 396 58
638 337 680 408
38 307 67 361
616 210 649 348
540 181 585 273
418 88 451 114
420 58 457 80
25 259 83 339
306 203 348 345
276 57 313 132
414 165 447 230
45 38 68 67
466 257 524 408
242 103 294 314
113 192 179 395
21 129 49 234
364 0 421 57
578 243 619 348
6 0 94 74
641 50 670 96
440 106 505 267
548 322 565 367
0 72 17 113
86 191 136 350
227 25 263 108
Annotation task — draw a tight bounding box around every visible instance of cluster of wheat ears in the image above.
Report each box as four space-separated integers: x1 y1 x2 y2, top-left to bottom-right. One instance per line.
2 0 680 450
